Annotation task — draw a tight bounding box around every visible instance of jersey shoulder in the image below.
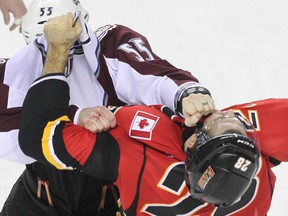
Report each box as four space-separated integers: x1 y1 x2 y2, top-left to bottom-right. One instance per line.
95 24 146 42
115 105 185 160
224 98 288 162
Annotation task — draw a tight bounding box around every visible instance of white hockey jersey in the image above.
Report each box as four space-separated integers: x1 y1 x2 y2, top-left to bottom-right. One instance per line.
0 19 201 163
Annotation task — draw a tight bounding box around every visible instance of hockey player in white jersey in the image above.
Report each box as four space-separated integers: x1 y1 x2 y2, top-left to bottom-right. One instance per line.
0 0 214 215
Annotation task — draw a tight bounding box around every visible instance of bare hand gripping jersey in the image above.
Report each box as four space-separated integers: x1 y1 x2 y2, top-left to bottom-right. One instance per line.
20 75 285 215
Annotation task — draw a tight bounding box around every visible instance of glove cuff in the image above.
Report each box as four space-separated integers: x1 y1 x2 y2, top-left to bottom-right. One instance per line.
174 83 211 116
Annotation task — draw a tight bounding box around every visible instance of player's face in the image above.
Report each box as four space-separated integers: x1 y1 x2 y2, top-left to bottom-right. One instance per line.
183 133 197 153
204 110 234 125
202 110 247 137
183 110 247 153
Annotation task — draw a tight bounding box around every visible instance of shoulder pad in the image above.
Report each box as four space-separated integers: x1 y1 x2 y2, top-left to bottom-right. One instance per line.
94 24 117 41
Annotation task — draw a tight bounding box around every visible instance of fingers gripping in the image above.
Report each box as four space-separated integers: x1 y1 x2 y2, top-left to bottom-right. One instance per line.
79 107 116 133
44 12 82 49
182 93 215 127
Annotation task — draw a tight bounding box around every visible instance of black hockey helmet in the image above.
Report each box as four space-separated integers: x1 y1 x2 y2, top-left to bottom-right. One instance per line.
184 113 260 207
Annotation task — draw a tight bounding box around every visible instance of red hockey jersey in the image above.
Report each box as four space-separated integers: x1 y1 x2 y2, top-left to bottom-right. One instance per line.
20 76 281 215
225 98 288 162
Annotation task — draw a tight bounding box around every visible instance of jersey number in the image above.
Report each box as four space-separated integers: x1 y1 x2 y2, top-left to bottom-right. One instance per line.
39 7 53 17
143 162 258 215
234 110 260 131
118 38 155 62
143 162 205 215
234 157 251 172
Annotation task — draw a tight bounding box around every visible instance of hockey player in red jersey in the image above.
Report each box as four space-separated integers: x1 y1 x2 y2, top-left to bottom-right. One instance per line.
19 76 262 215
18 12 281 216
2 1 286 215
0 1 215 215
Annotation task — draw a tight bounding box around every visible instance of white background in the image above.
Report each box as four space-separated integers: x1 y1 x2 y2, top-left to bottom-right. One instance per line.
0 0 287 215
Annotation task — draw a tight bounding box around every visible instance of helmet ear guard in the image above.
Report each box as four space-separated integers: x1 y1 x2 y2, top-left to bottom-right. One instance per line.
185 131 260 207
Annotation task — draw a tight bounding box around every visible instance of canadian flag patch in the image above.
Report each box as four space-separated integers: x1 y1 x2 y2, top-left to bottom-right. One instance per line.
129 111 160 140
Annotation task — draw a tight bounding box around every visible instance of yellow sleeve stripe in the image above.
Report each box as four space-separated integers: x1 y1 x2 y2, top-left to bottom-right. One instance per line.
42 115 73 170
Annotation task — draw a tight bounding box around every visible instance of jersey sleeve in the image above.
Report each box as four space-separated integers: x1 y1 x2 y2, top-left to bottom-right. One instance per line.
96 24 205 111
223 98 288 162
19 75 120 181
0 59 35 163
0 48 83 163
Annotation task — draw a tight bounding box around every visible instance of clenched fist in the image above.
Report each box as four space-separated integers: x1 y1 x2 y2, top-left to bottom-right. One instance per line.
77 106 117 133
182 93 215 127
44 12 82 52
42 12 82 75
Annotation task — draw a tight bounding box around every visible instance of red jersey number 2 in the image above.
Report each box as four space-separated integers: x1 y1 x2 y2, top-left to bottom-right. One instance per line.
142 162 258 216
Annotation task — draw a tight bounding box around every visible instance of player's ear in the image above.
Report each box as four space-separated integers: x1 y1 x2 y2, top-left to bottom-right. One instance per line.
184 134 197 153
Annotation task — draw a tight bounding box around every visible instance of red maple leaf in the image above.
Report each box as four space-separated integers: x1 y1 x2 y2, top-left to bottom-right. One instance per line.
138 119 149 129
